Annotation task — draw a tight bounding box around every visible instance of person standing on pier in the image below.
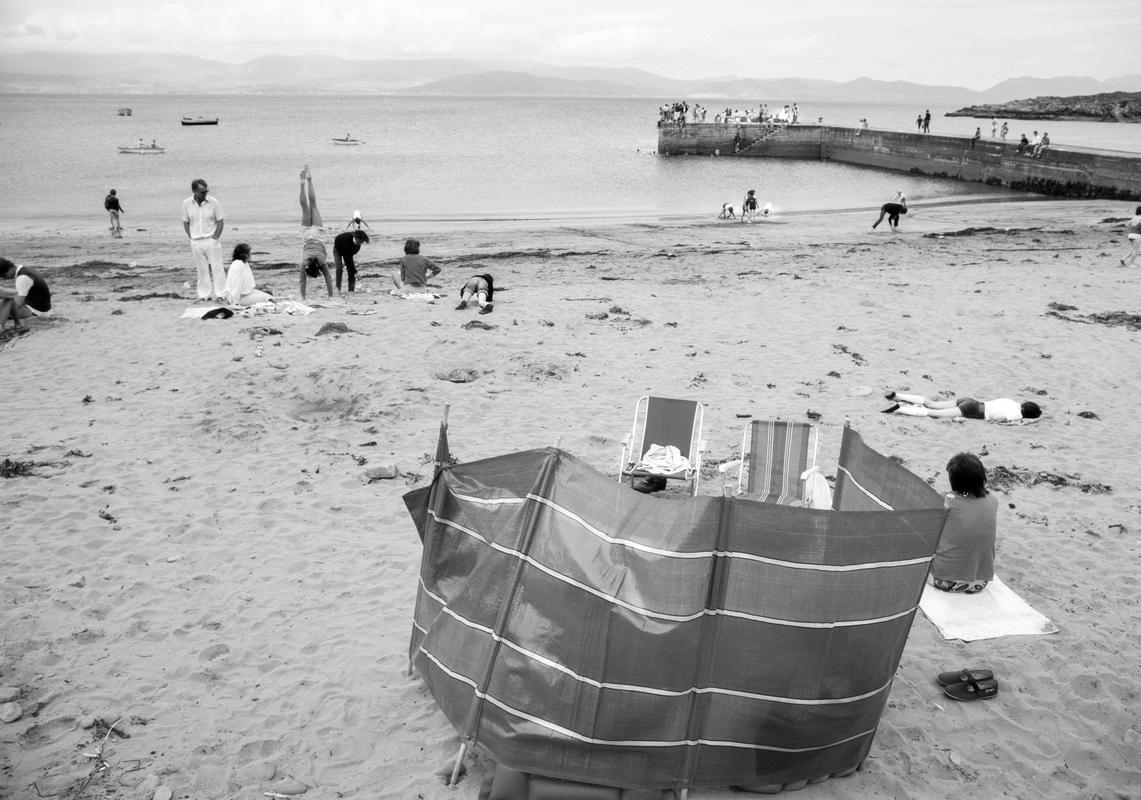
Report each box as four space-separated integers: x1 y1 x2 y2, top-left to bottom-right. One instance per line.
922 110 931 133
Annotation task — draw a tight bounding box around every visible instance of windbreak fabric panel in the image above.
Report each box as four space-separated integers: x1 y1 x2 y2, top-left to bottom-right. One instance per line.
405 440 947 790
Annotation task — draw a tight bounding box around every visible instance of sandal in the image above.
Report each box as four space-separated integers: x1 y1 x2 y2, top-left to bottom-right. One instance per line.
937 668 994 687
944 675 999 701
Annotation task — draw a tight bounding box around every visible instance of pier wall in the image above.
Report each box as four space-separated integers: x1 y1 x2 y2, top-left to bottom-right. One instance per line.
657 123 1141 200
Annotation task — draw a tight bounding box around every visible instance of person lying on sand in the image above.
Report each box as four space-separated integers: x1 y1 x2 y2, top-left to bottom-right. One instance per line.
0 257 52 333
881 391 1042 422
455 273 494 314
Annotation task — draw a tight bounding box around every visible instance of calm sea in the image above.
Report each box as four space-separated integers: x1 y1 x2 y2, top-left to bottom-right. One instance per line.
1 94 1138 236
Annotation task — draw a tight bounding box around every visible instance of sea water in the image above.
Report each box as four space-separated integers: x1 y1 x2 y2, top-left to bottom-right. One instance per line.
1 94 1138 236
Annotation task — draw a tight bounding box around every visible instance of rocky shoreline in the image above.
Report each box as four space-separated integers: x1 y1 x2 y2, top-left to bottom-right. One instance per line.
947 91 1141 122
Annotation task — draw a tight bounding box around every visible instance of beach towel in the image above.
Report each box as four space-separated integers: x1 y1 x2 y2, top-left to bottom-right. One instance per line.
919 575 1058 641
390 289 440 302
237 300 315 316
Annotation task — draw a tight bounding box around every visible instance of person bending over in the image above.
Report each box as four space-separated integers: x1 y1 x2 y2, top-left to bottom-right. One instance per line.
455 273 494 314
882 391 1042 422
333 230 369 293
297 166 335 300
931 452 997 594
223 243 274 306
0 258 52 333
872 192 907 231
392 238 441 293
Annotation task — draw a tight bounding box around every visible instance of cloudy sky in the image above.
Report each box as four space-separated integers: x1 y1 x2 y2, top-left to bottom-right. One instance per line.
2 0 1137 89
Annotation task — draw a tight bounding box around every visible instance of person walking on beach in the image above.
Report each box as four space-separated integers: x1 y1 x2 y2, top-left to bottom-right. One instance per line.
871 192 907 232
1121 205 1141 266
181 178 226 301
333 229 369 293
0 258 52 334
104 189 124 237
741 189 759 222
297 166 335 301
922 109 931 133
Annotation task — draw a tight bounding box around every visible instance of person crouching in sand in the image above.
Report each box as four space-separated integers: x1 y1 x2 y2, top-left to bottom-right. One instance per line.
882 391 1042 422
392 238 441 294
0 258 52 333
455 273 494 314
297 166 335 301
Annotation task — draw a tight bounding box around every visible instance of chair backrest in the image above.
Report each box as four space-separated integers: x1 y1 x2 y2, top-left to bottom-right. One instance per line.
634 396 702 461
743 419 817 501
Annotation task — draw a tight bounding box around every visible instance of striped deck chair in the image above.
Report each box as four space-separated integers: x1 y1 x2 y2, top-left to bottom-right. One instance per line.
618 395 704 496
726 419 819 504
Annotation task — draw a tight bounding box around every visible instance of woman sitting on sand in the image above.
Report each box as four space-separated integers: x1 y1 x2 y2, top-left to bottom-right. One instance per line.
297 166 335 301
931 452 997 594
882 391 1042 422
223 243 273 306
391 238 441 295
455 273 494 314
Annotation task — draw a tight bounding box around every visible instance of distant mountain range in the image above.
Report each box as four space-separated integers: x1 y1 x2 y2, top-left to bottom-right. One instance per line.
1 52 1138 106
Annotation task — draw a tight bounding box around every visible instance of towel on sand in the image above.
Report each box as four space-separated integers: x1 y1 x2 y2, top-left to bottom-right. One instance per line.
919 575 1058 642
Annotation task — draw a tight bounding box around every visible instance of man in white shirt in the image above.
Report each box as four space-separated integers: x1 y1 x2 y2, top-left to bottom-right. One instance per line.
181 178 226 301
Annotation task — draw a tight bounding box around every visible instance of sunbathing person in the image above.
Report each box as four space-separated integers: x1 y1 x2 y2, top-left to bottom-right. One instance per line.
931 452 997 594
223 243 274 306
297 166 335 301
882 391 1041 421
455 273 494 314
391 238 441 294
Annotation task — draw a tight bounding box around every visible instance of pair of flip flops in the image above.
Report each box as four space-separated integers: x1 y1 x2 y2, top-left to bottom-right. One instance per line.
938 668 999 701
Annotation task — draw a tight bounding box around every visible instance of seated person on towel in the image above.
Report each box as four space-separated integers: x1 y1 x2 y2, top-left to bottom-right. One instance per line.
931 452 997 594
455 273 494 314
224 243 274 306
297 166 335 301
882 391 1042 422
391 238 441 294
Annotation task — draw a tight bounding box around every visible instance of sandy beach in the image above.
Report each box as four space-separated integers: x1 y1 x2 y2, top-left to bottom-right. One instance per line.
2 198 1139 799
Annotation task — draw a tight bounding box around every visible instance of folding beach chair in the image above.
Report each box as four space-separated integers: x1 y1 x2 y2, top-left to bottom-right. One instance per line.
721 419 819 505
618 396 704 496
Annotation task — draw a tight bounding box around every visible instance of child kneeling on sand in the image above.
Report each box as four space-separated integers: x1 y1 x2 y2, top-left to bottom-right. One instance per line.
455 273 494 314
931 452 997 594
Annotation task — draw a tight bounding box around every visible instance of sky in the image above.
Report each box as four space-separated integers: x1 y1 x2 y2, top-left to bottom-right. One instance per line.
1 0 1138 90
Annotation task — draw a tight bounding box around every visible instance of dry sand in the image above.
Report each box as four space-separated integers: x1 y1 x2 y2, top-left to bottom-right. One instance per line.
2 199 1139 799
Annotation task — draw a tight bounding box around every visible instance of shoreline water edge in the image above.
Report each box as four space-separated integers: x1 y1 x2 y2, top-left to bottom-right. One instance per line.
3 196 1141 797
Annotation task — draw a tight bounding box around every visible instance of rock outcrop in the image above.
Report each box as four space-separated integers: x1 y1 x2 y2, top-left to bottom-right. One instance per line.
947 91 1141 122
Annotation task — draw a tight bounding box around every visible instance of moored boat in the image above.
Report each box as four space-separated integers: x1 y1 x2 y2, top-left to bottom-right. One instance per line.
117 107 133 116
181 116 219 126
119 144 166 154
332 135 364 145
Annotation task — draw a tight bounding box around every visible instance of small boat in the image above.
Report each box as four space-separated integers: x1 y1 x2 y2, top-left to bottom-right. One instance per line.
119 144 166 155
181 116 219 126
332 135 364 145
117 107 133 116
